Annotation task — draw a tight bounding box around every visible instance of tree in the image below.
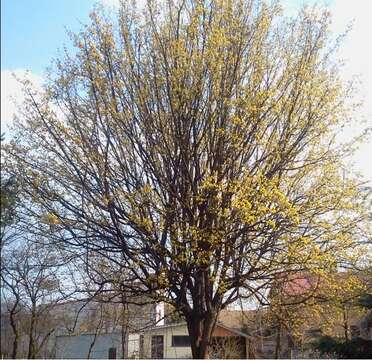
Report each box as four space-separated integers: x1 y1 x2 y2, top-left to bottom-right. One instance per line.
312 335 372 359
0 173 19 248
357 293 372 309
266 271 370 357
1 238 66 358
311 288 372 358
3 1 370 357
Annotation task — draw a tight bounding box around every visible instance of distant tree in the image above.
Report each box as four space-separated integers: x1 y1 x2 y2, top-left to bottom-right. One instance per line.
357 293 372 309
1 239 66 358
3 1 370 357
264 270 371 358
0 174 19 248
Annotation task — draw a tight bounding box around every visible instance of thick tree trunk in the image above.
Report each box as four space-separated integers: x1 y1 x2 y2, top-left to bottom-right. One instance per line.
186 311 217 359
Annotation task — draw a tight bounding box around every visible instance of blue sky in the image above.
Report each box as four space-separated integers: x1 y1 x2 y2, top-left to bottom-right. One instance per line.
1 0 371 181
1 0 93 74
1 0 324 75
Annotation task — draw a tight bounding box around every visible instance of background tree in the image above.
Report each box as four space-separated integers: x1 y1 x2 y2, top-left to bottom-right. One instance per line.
0 171 19 249
311 290 372 359
1 238 67 358
3 0 370 357
266 270 370 358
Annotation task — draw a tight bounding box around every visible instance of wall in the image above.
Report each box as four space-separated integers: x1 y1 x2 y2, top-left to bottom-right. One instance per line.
143 323 192 359
55 333 122 359
142 323 248 359
128 333 140 358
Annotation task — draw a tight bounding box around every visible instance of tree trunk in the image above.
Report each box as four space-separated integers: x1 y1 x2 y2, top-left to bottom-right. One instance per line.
342 306 349 341
87 305 103 359
27 305 37 359
186 311 217 359
274 323 281 359
36 328 55 358
121 294 129 359
87 333 98 360
9 306 19 359
8 296 21 359
12 333 19 360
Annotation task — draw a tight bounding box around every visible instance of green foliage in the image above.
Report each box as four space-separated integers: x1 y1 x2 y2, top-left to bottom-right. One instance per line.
1 132 20 244
357 293 372 309
312 335 372 359
0 176 18 240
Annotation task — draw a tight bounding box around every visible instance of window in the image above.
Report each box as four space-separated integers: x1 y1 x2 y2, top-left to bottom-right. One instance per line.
171 335 191 347
108 347 116 359
139 334 144 358
151 335 164 358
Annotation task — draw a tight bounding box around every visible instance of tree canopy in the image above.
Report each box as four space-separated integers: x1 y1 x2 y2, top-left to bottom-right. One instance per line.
2 1 370 357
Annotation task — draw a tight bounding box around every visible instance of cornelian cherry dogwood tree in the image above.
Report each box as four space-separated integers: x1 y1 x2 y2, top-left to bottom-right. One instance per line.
3 1 369 357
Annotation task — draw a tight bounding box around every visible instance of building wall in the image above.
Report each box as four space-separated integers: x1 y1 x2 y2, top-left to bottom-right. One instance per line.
142 323 249 359
143 324 192 359
128 333 141 358
55 333 122 359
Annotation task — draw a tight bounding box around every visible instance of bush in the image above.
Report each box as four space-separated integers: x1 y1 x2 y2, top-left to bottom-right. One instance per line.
312 335 372 359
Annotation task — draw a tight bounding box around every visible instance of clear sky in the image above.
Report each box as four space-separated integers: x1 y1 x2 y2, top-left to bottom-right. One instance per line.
1 0 371 182
1 0 94 73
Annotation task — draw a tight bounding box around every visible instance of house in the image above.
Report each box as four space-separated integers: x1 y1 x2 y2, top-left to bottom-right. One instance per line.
54 332 144 359
46 297 159 359
140 321 253 359
52 304 256 359
53 318 254 359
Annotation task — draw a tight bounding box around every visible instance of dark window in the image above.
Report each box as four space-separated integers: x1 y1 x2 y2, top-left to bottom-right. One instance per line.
172 335 191 347
151 335 164 358
139 334 144 358
108 347 116 359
